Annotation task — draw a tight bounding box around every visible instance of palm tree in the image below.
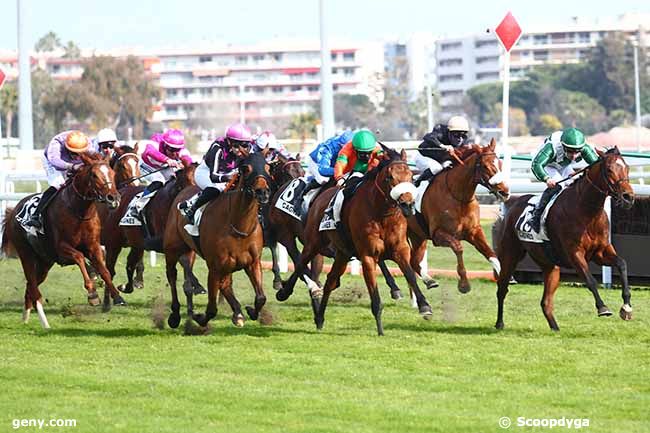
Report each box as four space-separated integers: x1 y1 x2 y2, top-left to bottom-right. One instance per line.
34 31 62 52
287 112 319 150
0 82 18 138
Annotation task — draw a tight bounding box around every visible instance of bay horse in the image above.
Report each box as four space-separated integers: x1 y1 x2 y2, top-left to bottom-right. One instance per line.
495 147 634 331
264 154 305 290
111 144 141 188
1 152 123 329
164 152 271 328
408 139 510 294
100 162 203 295
277 146 432 335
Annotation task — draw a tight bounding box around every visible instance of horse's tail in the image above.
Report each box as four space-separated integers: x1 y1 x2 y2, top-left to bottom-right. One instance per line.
1 208 17 258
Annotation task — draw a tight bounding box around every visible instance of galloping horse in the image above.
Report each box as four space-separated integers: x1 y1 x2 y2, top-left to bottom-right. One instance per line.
111 144 141 188
408 139 510 294
1 152 123 328
277 146 432 335
495 147 634 331
100 162 203 295
264 154 305 289
164 152 271 328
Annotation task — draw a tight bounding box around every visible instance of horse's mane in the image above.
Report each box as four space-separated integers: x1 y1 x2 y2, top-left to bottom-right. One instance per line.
82 152 107 163
118 144 137 154
363 146 401 182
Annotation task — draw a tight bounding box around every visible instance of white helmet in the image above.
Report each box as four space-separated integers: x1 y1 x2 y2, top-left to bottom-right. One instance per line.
97 128 118 144
447 116 470 132
255 131 279 150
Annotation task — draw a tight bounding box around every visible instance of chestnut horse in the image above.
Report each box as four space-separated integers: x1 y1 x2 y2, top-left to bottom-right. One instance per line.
100 163 203 295
264 154 305 289
111 144 141 188
1 152 123 328
408 139 510 294
495 147 634 331
164 152 271 328
277 146 432 335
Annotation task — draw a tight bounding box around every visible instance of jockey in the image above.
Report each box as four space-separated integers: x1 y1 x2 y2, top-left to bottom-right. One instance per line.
414 115 470 185
94 128 118 159
26 130 96 229
180 123 253 223
140 129 192 196
252 131 292 163
292 130 354 209
529 127 599 232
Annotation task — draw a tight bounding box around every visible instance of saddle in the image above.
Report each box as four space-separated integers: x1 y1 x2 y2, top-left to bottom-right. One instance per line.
15 191 67 263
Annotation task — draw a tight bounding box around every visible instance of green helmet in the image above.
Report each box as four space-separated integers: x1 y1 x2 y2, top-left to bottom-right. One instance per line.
352 130 377 152
560 128 586 150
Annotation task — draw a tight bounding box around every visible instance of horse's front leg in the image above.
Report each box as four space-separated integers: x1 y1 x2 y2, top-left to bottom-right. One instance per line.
433 230 470 293
59 242 101 306
596 245 632 320
244 258 266 321
87 244 126 311
392 246 432 319
268 240 283 291
193 268 223 327
465 226 501 278
569 250 611 317
359 256 385 336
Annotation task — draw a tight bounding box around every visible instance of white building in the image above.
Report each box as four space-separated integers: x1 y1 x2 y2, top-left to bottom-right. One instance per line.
384 33 437 100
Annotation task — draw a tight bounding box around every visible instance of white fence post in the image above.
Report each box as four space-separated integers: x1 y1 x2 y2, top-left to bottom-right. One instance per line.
150 251 157 267
350 259 360 275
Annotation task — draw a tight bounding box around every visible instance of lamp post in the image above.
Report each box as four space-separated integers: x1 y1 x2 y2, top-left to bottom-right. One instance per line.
319 0 335 138
632 39 641 152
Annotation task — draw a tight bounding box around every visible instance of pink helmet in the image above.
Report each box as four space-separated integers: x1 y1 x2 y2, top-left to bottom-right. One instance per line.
162 129 185 149
225 123 253 142
150 133 164 144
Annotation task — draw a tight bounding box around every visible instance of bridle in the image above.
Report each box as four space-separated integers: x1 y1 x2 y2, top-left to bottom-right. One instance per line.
444 151 502 203
67 162 116 208
583 156 631 206
374 160 412 209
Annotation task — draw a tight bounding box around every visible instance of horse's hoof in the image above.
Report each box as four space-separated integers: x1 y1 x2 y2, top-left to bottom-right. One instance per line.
390 290 403 300
310 296 321 318
193 284 206 295
192 314 209 327
167 313 181 329
619 305 633 321
88 295 101 306
102 302 112 313
117 284 133 294
245 306 259 321
458 283 471 294
419 305 433 320
276 288 292 302
113 296 127 307
232 313 245 327
495 321 504 330
273 279 283 291
314 316 324 330
598 306 613 317
424 279 439 290
133 280 144 290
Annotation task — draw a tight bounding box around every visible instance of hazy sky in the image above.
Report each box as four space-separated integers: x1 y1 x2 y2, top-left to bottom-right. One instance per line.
1 0 648 51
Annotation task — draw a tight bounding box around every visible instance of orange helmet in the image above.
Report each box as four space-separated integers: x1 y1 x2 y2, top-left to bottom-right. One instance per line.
65 131 89 153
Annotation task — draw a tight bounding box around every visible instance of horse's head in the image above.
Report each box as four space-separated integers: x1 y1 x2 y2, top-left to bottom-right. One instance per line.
112 143 141 187
376 145 417 217
472 139 510 202
269 153 304 186
76 152 121 209
595 146 634 209
238 152 271 204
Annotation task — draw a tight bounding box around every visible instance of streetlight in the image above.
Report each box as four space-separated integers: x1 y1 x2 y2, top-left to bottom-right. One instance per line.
319 0 335 138
632 38 642 152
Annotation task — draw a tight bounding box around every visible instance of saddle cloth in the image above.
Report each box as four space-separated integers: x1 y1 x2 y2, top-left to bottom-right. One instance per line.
15 193 44 236
515 189 564 243
275 178 319 221
119 190 157 226
181 193 209 237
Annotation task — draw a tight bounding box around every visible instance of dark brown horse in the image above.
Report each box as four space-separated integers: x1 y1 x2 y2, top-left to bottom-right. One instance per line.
408 139 510 295
1 152 123 328
277 146 432 335
264 154 305 289
164 152 271 328
495 147 634 331
100 162 203 295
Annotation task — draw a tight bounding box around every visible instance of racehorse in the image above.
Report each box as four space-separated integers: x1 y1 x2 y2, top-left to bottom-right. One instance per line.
264 154 305 290
111 144 141 188
100 162 203 295
1 152 123 328
164 152 271 328
495 147 634 331
408 139 510 294
277 146 432 335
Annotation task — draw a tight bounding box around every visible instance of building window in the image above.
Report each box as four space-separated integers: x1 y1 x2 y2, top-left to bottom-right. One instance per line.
475 56 498 64
236 55 247 64
578 32 591 43
308 72 318 78
475 39 497 48
440 58 463 67
272 53 283 61
272 87 284 93
441 90 463 97
343 52 355 61
199 76 212 83
254 87 265 94
252 54 264 62
166 89 177 97
166 106 178 114
533 50 549 61
333 84 338 91
291 85 302 91
533 34 548 45
199 56 212 63
331 53 337 61
440 41 462 51
476 72 499 80
308 85 319 92
343 68 354 76
439 74 463 82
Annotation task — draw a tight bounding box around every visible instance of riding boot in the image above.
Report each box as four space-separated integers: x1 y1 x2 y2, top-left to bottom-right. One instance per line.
293 178 320 210
415 169 434 187
143 180 163 196
183 187 221 224
25 186 58 230
530 185 561 233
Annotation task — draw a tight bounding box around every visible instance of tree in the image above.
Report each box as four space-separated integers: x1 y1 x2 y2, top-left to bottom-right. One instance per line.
554 90 607 135
34 31 62 52
534 114 562 134
333 94 376 130
0 82 18 138
62 41 81 59
286 112 318 148
31 68 58 146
